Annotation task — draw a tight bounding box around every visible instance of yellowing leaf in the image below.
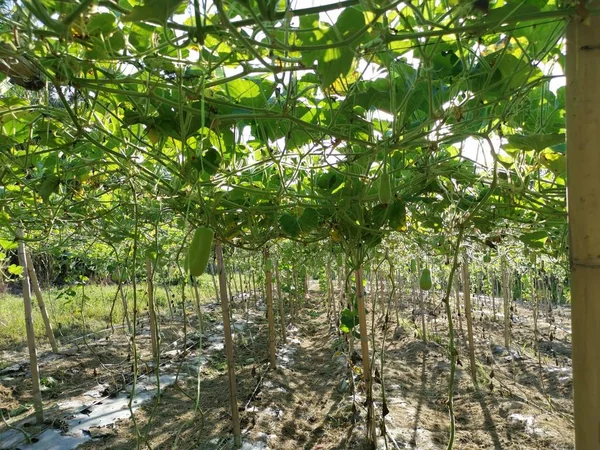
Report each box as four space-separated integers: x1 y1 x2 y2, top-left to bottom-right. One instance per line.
8 264 24 276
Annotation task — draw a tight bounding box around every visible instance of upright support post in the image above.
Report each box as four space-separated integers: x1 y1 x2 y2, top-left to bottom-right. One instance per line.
356 266 375 447
501 255 510 350
567 8 600 447
264 248 277 368
215 241 241 448
146 259 159 362
461 253 476 384
25 250 58 352
275 259 286 344
16 229 43 423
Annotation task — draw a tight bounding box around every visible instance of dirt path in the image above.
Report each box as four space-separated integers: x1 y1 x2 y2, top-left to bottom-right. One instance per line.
1 292 575 450
239 305 356 450
375 295 574 450
0 297 357 450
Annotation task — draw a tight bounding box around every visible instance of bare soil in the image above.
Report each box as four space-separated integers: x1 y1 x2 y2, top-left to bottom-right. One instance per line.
0 289 574 450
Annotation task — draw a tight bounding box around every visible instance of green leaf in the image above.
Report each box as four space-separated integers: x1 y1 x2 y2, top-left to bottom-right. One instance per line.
519 230 548 249
340 308 358 333
223 78 274 109
122 0 186 23
387 201 406 232
0 239 17 250
298 208 321 232
315 8 364 87
197 148 222 176
39 173 60 203
108 31 126 52
316 172 342 191
279 214 301 237
87 13 116 35
504 134 565 153
539 149 566 176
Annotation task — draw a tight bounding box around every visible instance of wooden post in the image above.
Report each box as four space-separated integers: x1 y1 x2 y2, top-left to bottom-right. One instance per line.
275 259 286 343
356 266 375 446
16 229 43 423
211 271 219 303
215 241 241 448
146 259 159 362
264 248 277 368
304 270 309 301
567 8 600 447
461 253 477 384
291 266 298 323
501 255 510 350
117 267 132 333
25 250 58 352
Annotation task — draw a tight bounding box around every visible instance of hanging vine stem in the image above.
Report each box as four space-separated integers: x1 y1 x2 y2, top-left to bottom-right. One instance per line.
126 178 143 448
444 136 498 449
377 252 397 446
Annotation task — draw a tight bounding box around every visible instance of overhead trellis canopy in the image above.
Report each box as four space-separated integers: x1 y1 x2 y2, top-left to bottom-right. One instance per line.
0 0 571 256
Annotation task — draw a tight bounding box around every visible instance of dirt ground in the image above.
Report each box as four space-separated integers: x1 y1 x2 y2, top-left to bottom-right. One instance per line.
0 288 574 449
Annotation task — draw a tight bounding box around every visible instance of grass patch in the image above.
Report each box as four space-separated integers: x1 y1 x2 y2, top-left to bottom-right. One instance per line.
0 274 218 351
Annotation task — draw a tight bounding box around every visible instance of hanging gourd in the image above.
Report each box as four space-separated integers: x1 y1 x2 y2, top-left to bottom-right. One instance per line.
419 268 432 291
187 227 214 277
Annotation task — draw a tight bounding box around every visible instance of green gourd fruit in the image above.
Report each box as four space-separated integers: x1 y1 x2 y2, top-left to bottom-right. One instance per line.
379 170 392 204
410 258 417 273
187 227 214 277
419 268 432 291
483 252 491 263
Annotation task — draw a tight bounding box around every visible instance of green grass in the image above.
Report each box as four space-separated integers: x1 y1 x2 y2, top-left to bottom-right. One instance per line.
0 274 218 352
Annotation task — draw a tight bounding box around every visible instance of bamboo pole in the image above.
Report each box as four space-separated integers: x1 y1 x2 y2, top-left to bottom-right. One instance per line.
16 229 43 423
215 241 241 448
275 259 286 343
146 259 159 362
461 253 477 384
25 250 58 352
501 255 511 350
291 266 298 323
264 248 277 368
116 267 132 333
356 266 375 446
566 9 600 447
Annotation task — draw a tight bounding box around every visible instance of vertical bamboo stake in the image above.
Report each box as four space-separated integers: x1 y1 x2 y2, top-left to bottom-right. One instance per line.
117 267 132 333
275 259 286 344
291 266 298 323
264 248 277 368
146 259 159 362
215 241 241 448
16 229 43 423
192 280 204 335
326 259 333 322
231 264 239 297
454 275 463 339
227 266 235 306
461 253 477 384
25 250 58 352
163 281 174 319
567 9 600 446
211 271 219 303
356 266 375 446
501 255 511 350
304 270 309 301
489 268 496 321
251 271 258 306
